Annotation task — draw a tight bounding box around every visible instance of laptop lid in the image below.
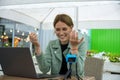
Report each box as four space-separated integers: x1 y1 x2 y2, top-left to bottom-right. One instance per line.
0 47 39 78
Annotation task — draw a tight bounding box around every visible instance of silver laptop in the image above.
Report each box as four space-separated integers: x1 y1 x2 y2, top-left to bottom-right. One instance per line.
0 47 59 78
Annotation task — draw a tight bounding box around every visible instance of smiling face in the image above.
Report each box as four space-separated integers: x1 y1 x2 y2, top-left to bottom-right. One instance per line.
55 21 72 44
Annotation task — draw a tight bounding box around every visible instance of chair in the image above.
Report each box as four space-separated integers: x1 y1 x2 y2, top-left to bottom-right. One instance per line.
84 57 104 80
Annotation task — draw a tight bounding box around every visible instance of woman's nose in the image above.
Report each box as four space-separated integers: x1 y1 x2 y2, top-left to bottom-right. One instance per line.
59 30 64 35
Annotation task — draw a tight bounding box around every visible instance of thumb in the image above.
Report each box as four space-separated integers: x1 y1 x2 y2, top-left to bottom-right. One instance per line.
78 37 84 44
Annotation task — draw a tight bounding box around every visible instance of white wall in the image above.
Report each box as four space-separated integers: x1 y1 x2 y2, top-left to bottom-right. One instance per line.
78 20 120 29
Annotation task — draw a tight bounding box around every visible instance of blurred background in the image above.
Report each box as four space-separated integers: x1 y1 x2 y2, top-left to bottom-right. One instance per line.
0 0 120 80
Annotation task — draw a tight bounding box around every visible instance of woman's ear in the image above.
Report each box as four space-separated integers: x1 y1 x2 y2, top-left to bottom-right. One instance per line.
71 26 73 30
71 26 73 29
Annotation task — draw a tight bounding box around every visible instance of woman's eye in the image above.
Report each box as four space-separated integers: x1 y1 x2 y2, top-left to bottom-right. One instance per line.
56 28 60 31
63 28 67 31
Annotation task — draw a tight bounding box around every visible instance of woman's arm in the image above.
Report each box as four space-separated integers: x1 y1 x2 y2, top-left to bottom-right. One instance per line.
69 30 87 77
29 33 41 55
29 32 51 74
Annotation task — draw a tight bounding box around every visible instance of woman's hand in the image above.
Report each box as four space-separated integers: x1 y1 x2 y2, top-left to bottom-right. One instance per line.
29 33 41 55
70 30 84 54
29 33 39 47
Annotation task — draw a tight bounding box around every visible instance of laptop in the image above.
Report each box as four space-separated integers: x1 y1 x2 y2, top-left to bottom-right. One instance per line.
0 47 60 79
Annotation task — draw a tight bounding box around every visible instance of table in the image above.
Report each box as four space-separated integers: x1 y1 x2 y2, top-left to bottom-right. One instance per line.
0 75 95 80
104 62 120 73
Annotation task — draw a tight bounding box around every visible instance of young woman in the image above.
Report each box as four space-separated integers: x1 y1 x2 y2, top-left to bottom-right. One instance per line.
29 14 87 78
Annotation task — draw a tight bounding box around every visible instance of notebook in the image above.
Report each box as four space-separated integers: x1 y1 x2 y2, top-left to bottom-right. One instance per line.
0 47 60 78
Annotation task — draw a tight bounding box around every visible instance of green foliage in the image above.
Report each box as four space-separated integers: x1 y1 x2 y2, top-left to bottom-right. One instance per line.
87 49 99 56
109 57 120 62
87 50 120 62
104 53 120 62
